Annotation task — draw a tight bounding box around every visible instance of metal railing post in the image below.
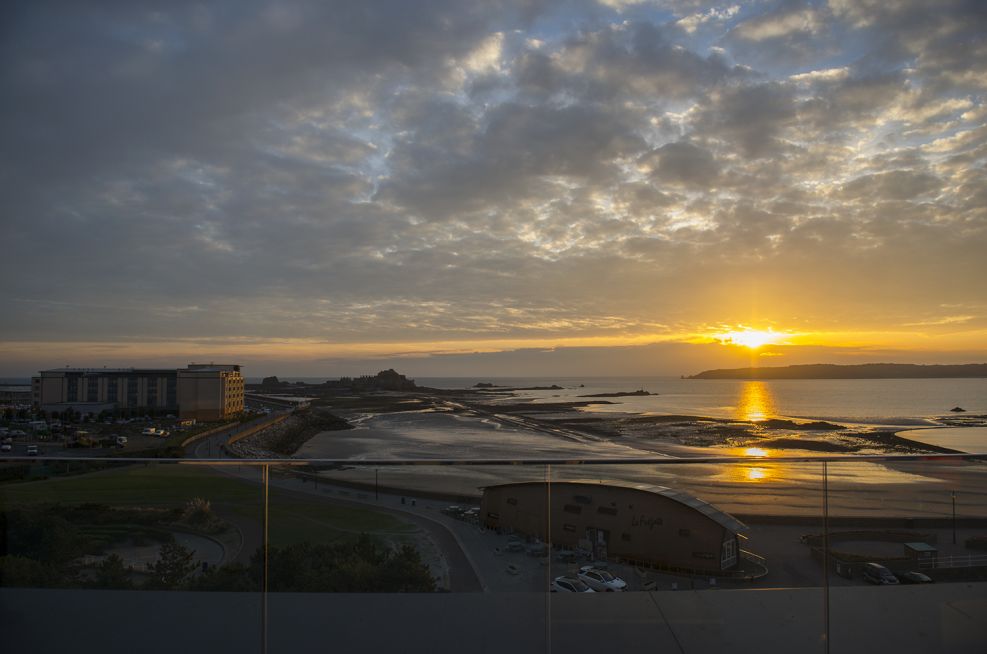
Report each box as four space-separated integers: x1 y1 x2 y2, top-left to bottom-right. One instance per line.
546 463 552 654
262 463 269 654
823 461 830 654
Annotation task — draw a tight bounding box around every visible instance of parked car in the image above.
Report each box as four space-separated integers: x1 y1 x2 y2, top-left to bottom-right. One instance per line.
862 563 899 585
26 444 39 456
551 576 595 593
578 566 628 592
115 436 129 448
0 442 11 452
899 571 934 584
526 542 548 557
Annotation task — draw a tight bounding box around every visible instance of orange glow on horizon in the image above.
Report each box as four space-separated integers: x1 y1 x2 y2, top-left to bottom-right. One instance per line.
3 323 986 372
714 328 788 349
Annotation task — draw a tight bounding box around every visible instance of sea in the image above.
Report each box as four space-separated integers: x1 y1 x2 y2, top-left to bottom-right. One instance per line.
259 376 987 428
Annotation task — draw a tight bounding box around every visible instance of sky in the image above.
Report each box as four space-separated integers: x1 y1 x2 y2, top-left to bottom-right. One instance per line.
1 0 986 378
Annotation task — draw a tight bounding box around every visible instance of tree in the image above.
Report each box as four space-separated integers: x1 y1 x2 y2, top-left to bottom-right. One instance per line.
0 555 53 588
4 509 91 568
255 534 436 593
147 538 196 589
91 554 133 589
190 563 254 591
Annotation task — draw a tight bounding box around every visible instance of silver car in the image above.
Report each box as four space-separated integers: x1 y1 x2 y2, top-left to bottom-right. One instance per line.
552 576 595 593
578 566 627 592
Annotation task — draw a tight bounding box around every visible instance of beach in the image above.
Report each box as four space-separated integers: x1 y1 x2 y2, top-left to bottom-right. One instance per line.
233 378 987 518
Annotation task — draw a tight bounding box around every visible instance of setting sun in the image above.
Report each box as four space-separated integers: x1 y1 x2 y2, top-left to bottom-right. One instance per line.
716 329 785 349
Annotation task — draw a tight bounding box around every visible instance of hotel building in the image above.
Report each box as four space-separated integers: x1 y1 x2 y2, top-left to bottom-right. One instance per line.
32 364 244 421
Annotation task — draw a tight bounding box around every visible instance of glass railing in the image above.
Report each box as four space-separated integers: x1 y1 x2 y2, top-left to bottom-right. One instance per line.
1 453 985 653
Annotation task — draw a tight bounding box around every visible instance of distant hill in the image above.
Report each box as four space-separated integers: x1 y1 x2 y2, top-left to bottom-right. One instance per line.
688 363 987 380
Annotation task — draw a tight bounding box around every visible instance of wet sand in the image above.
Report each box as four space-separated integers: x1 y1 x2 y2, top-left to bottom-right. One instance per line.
289 408 987 519
310 458 987 519
258 388 987 519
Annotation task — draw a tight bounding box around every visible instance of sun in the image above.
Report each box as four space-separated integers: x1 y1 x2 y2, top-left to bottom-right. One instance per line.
716 329 783 349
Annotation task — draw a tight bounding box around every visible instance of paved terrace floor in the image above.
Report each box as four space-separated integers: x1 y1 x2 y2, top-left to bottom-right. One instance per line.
2 584 985 653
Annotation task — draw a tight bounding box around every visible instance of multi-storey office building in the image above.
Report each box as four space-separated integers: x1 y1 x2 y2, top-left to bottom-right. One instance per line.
33 364 244 421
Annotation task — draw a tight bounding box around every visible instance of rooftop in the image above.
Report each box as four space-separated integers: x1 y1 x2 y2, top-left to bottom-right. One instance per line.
39 368 176 374
484 480 748 534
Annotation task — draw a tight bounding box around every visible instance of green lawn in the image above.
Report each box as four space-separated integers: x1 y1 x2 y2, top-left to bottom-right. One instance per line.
0 464 260 506
0 464 416 546
267 498 417 547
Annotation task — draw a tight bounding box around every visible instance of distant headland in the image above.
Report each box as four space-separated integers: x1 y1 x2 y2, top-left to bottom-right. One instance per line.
688 363 987 380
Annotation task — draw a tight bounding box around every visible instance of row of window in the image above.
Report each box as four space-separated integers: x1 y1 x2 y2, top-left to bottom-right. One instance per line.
558 527 684 544
563 504 619 516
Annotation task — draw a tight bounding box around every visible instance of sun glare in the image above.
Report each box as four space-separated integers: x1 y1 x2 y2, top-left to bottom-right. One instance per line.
716 329 783 349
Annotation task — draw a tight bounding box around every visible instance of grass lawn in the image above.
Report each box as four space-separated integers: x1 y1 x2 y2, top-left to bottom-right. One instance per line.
0 464 416 547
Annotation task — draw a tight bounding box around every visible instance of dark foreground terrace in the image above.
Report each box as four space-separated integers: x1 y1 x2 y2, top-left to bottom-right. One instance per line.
2 454 986 653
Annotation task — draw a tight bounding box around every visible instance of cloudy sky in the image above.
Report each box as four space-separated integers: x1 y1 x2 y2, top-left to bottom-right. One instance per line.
2 0 986 377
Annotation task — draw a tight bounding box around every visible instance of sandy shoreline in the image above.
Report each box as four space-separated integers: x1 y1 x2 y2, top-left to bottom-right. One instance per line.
237 385 980 461
229 387 987 518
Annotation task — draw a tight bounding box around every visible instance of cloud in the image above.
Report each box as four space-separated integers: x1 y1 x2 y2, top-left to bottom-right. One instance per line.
1 0 985 374
691 82 798 158
732 3 823 41
840 170 942 201
640 141 720 187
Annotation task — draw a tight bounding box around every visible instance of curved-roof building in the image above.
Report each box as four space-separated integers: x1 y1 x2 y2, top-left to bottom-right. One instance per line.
481 480 748 573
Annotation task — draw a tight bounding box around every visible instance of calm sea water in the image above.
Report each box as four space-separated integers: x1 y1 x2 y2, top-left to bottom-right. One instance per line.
250 375 987 427
417 376 987 427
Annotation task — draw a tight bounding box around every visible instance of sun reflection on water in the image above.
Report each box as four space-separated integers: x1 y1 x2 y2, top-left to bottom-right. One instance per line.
737 381 777 422
746 467 769 481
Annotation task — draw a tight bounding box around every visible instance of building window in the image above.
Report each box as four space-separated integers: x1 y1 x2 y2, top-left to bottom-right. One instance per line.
621 533 632 542
721 539 738 568
597 506 618 516
692 552 715 560
563 504 582 515
573 495 592 505
563 524 576 533
678 528 690 537
507 497 518 506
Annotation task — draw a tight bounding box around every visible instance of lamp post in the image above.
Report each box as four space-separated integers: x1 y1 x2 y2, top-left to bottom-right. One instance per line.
375 468 379 501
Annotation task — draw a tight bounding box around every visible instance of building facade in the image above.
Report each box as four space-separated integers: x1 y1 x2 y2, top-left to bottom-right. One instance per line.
176 364 245 421
33 364 244 421
480 481 747 573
